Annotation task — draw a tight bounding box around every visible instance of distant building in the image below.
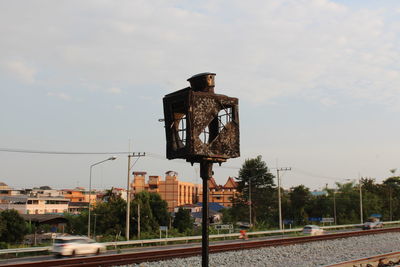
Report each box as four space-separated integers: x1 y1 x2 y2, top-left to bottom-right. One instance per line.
173 203 202 213
0 196 69 214
132 171 238 211
198 177 238 207
111 187 128 201
61 188 87 202
0 182 22 203
68 202 88 214
132 171 200 212
29 188 63 198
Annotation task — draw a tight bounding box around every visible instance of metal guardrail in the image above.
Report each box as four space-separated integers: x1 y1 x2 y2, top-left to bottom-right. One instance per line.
1 221 399 255
0 246 51 255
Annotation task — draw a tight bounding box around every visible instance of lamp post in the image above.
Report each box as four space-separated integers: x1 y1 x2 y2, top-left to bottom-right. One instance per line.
88 156 116 238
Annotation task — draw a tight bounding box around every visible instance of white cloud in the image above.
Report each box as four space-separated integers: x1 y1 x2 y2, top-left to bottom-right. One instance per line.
47 92 71 101
106 87 122 94
3 60 36 84
320 97 337 107
1 0 400 109
115 105 125 110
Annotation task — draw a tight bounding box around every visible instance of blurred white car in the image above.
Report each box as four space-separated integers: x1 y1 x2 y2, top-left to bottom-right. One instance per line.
362 217 383 230
52 236 106 257
302 225 324 236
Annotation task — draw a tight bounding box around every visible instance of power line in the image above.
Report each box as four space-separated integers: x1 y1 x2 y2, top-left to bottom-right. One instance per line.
291 167 346 181
0 148 351 181
0 148 132 155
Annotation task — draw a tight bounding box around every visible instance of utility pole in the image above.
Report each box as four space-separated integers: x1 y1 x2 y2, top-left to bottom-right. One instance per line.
137 203 140 239
249 177 252 227
126 152 145 241
276 167 291 230
333 191 337 225
359 175 363 224
390 187 393 221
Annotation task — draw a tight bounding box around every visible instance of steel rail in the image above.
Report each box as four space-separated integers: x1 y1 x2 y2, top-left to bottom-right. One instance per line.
325 251 400 267
3 227 400 267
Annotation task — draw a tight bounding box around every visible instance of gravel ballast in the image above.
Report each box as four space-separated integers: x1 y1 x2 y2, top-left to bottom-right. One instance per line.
119 232 400 267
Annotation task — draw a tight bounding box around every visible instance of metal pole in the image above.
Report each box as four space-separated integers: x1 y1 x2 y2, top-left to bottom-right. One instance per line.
200 161 212 267
93 214 97 238
88 166 93 238
333 191 337 225
87 157 117 238
125 152 145 240
390 187 393 221
138 203 140 239
359 178 363 223
126 155 131 240
277 169 282 230
249 177 251 227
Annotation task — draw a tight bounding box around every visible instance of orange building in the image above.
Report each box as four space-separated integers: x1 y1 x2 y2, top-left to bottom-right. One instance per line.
61 188 86 202
132 171 238 211
198 177 238 207
132 171 200 212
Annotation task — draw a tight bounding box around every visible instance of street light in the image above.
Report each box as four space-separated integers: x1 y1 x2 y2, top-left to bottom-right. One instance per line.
88 156 116 238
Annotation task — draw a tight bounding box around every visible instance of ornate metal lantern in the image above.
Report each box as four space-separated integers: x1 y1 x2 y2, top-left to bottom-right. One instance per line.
163 72 240 164
162 72 240 267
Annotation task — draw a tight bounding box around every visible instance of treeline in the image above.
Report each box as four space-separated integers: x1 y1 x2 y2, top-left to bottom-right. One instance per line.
66 191 194 241
0 210 27 247
222 156 400 228
0 191 195 245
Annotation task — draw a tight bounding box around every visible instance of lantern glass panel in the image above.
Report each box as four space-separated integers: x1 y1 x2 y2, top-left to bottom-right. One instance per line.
201 125 210 144
177 114 186 146
217 107 232 132
173 112 187 149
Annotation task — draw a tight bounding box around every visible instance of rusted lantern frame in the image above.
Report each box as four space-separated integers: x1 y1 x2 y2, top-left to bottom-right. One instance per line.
163 91 239 163
163 73 240 267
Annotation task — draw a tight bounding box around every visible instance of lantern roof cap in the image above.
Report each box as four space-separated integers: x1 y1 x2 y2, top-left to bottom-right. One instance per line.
187 72 216 81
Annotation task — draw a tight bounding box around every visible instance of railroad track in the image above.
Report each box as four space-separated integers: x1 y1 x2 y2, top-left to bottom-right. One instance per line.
5 227 400 267
326 251 400 267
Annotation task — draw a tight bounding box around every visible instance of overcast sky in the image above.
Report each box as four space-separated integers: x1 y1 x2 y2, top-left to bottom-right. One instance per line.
1 0 400 191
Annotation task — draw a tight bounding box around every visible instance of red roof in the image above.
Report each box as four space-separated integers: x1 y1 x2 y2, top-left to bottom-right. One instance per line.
223 177 238 189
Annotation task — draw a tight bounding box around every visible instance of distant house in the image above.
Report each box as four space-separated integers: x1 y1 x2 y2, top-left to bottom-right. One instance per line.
0 196 69 214
174 203 202 213
132 171 200 212
68 202 88 214
198 177 238 207
0 182 23 203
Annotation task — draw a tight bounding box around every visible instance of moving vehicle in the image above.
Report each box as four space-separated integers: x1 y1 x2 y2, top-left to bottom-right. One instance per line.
302 225 324 236
52 236 106 257
362 217 383 230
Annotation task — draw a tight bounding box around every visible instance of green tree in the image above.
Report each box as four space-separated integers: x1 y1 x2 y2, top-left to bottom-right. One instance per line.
335 181 359 224
132 191 158 236
0 209 27 243
289 185 310 225
93 192 126 237
383 175 400 220
149 193 170 227
173 208 193 233
236 155 275 225
65 212 87 235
